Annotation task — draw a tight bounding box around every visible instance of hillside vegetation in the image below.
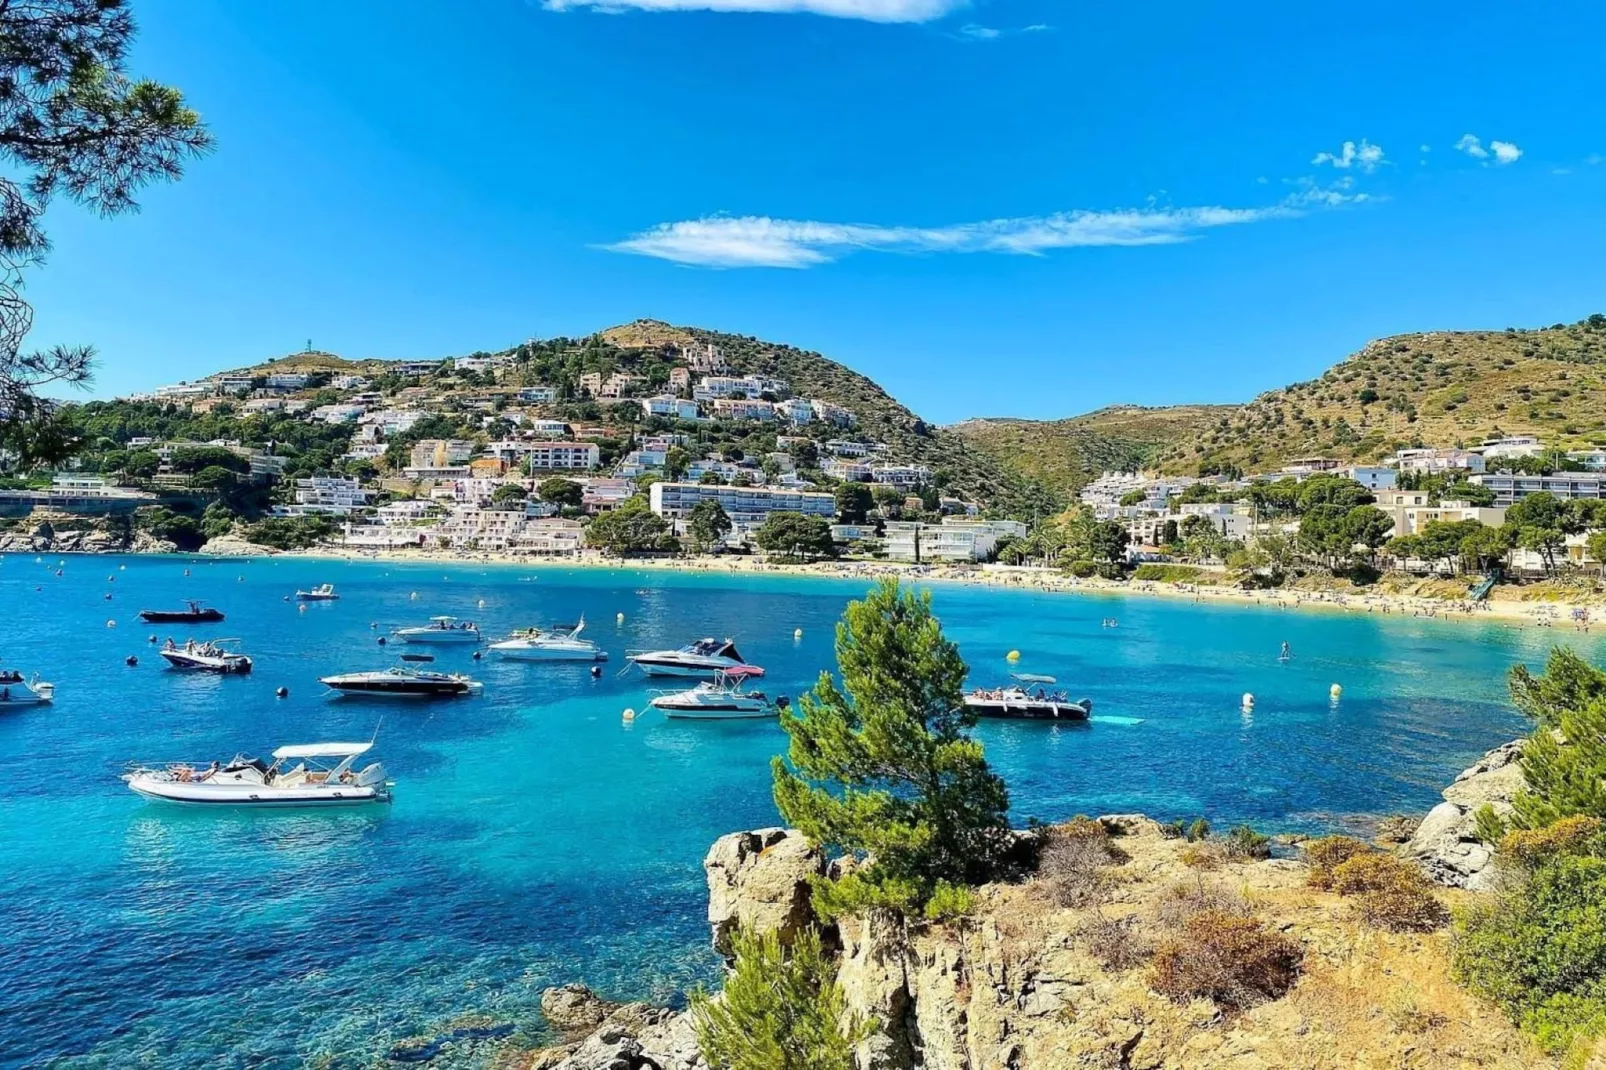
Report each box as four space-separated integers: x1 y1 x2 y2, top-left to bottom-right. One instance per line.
950 405 1233 498
1160 316 1606 475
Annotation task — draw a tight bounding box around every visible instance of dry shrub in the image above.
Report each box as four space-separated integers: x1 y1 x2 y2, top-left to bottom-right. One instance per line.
1038 819 1126 907
1375 814 1420 843
1154 878 1251 931
1180 843 1224 870
1327 852 1448 933
1149 910 1303 1010
1078 914 1150 971
1383 987 1448 1035
1303 835 1371 889
1497 815 1604 871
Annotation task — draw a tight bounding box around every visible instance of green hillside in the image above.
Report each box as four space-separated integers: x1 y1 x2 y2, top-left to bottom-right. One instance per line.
948 405 1233 498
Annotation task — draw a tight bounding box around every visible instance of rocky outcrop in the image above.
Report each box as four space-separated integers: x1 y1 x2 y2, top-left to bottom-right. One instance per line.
0 517 174 554
704 827 825 959
1404 740 1525 890
525 988 702 1070
197 532 273 556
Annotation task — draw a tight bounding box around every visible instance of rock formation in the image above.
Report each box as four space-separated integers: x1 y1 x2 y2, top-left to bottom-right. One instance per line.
704 827 825 959
1403 740 1525 890
0 515 175 554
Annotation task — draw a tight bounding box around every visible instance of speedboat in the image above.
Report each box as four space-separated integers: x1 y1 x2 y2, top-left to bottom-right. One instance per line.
393 616 481 644
649 667 785 719
139 600 225 624
0 670 54 707
320 665 483 699
158 638 254 674
123 742 391 806
963 674 1091 721
296 583 340 601
627 638 760 678
490 619 607 662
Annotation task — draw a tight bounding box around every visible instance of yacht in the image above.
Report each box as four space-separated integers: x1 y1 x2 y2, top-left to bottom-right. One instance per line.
964 674 1091 721
123 742 391 806
139 600 225 624
394 616 481 644
649 668 784 720
0 670 54 707
320 665 483 699
627 638 760 678
296 583 340 601
159 638 254 674
490 619 607 662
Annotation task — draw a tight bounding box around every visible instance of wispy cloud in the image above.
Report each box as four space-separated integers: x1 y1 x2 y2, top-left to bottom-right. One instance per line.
1456 133 1522 165
953 21 1050 40
1311 139 1385 174
601 190 1373 268
542 0 961 20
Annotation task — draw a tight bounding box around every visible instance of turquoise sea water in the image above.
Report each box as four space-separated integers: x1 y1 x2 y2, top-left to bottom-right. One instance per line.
2 554 1602 1067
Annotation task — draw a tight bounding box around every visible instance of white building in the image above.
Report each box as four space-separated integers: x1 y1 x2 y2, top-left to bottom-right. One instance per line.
694 375 781 401
824 459 874 482
487 440 601 471
1471 472 1606 505
215 374 256 394
1381 499 1507 537
314 403 366 423
1476 436 1544 460
518 386 557 403
332 374 371 391
649 482 835 531
1342 465 1398 491
392 360 443 377
272 477 374 517
1394 448 1486 474
264 373 311 391
1568 449 1606 471
712 398 776 422
881 519 1027 563
640 395 702 420
410 439 476 469
869 464 932 488
775 398 815 424
1176 502 1254 540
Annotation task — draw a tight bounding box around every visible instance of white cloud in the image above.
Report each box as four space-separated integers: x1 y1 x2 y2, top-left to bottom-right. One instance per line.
543 0 960 20
958 23 1000 38
1455 133 1488 159
1311 139 1385 173
603 201 1329 268
1490 139 1522 165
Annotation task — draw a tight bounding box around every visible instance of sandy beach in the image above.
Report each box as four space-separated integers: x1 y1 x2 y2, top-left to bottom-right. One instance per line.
257 544 1604 632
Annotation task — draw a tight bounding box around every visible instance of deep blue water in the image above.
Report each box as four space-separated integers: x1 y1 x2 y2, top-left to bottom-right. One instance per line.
1 554 1600 1067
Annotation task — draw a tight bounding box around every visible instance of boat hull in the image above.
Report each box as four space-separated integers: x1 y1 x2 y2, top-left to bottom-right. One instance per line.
492 643 607 662
630 660 740 678
0 693 51 707
159 652 253 674
655 703 774 720
126 779 387 806
395 632 481 645
965 700 1089 721
139 610 225 623
320 677 481 699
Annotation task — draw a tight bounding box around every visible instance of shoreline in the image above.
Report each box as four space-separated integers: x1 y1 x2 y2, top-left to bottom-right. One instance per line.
250 545 1600 630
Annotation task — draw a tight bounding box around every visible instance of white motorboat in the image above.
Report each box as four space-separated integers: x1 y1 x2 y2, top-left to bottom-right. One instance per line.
320 665 483 699
627 638 760 678
0 670 54 707
296 583 340 601
490 619 608 662
158 638 254 674
123 742 391 806
394 616 481 644
963 674 1091 721
649 667 784 719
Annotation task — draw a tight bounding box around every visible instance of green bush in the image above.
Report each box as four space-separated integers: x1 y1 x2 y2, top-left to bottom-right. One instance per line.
692 926 871 1070
1132 564 1204 583
1454 848 1606 1055
1303 836 1370 889
1222 825 1271 860
1184 818 1211 843
1064 560 1098 578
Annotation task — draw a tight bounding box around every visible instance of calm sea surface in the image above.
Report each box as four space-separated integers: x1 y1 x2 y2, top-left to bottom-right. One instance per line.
2 554 1600 1066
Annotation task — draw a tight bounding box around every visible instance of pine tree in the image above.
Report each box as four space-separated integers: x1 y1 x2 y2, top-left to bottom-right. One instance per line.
771 579 1012 917
1499 648 1606 832
692 927 868 1070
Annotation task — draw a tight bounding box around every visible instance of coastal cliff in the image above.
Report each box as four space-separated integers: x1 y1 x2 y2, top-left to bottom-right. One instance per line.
0 514 175 554
1403 741 1526 890
515 814 1550 1070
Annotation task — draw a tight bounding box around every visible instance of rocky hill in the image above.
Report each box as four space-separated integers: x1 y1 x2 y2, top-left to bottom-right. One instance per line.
950 405 1234 498
952 314 1606 485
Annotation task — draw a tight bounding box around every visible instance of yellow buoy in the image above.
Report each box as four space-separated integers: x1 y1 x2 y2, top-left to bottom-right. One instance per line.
1006 650 1021 662
622 708 636 722
1330 683 1343 699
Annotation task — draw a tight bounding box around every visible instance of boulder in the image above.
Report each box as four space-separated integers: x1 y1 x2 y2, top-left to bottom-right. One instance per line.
198 532 274 556
1404 740 1524 890
704 827 825 958
542 984 619 1037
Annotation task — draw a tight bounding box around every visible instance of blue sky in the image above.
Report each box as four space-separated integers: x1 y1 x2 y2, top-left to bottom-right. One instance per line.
25 0 1606 422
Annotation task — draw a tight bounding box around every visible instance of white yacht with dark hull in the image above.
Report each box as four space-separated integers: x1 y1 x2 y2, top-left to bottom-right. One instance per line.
649 667 784 720
394 616 481 644
296 584 340 601
159 638 254 674
0 670 54 707
626 638 759 678
320 665 483 699
123 742 391 807
964 674 1091 721
490 620 607 662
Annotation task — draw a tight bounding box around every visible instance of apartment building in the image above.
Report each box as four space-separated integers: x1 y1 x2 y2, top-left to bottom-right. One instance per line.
410 439 476 469
712 398 776 422
272 477 374 517
649 482 834 530
518 386 557 403
486 440 601 471
1395 448 1486 474
640 395 702 420
1471 472 1606 505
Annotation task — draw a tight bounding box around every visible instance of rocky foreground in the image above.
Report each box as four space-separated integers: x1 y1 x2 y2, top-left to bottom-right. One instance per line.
505 808 1555 1070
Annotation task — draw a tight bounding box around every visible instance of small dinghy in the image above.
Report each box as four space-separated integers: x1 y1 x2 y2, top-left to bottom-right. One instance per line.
139 600 224 624
123 741 392 807
296 584 340 601
158 638 253 674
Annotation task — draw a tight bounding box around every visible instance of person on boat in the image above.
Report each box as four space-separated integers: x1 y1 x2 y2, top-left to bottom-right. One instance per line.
163 638 175 651
1280 641 1293 660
